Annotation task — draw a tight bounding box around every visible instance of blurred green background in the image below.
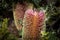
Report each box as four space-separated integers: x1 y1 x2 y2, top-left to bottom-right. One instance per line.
0 0 60 40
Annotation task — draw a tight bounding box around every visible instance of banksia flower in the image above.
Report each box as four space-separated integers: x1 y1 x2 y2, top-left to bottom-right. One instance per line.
22 4 45 40
13 2 46 40
13 3 27 30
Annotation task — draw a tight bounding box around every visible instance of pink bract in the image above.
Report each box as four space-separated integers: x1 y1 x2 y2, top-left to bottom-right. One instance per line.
38 10 45 20
25 9 33 15
39 10 45 17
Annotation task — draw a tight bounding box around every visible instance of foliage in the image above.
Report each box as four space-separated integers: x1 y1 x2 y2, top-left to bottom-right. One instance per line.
42 31 60 40
0 18 18 40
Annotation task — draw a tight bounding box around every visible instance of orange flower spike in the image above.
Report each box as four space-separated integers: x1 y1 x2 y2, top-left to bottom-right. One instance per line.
22 4 45 40
22 7 46 39
22 4 34 39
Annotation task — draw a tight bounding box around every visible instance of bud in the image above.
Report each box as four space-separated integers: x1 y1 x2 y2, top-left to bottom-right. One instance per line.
13 3 27 30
